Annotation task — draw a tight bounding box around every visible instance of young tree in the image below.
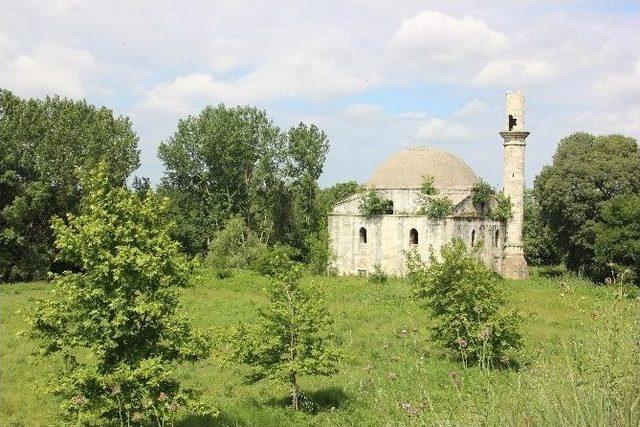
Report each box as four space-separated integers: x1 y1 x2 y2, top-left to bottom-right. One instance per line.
523 189 560 266
228 254 340 410
359 189 393 217
534 132 640 278
0 90 140 281
28 163 210 425
407 240 523 368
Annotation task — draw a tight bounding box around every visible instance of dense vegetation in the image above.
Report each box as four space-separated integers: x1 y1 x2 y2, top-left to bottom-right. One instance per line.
0 90 140 281
2 269 638 425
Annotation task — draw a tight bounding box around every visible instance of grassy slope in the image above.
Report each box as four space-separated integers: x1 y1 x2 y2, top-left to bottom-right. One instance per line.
1 270 638 426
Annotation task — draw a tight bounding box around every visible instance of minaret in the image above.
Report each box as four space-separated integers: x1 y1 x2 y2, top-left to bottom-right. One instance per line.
500 90 529 279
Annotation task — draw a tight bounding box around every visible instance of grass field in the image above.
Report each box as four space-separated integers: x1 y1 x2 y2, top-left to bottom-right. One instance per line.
1 269 639 426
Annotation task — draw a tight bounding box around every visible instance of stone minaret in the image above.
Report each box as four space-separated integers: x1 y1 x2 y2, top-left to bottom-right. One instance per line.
500 90 529 279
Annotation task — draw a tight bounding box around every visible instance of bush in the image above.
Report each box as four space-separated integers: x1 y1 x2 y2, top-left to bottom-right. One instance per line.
471 179 495 213
359 190 393 217
305 229 335 275
369 264 388 284
205 216 267 278
489 193 513 221
406 239 523 368
252 244 300 277
420 197 454 219
27 163 211 425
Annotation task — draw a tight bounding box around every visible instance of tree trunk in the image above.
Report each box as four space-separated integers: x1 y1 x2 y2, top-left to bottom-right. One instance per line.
291 373 299 411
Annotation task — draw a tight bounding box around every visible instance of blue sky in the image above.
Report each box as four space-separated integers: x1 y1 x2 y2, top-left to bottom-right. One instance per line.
1 0 638 188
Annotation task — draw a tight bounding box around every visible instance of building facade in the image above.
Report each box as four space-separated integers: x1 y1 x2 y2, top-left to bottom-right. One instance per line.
328 90 529 279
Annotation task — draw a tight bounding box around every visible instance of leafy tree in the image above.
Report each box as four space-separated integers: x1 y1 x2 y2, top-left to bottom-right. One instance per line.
228 254 340 410
158 105 330 258
27 163 210 425
523 189 560 266
534 132 640 277
317 181 361 217
305 228 334 275
359 189 393 217
420 175 438 196
0 90 140 281
594 193 640 284
406 240 523 368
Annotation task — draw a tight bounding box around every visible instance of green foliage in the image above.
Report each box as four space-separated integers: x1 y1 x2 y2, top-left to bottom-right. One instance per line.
157 106 329 258
534 132 640 278
305 228 335 276
419 197 454 219
488 193 513 221
0 90 140 282
227 258 340 410
419 175 438 196
594 193 640 284
27 163 210 425
471 179 495 212
523 189 561 266
205 216 267 278
406 240 523 368
359 189 393 217
252 244 300 277
369 264 388 284
316 181 361 223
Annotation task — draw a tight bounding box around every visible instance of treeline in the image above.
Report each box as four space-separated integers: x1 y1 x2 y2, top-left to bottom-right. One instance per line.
524 132 640 284
0 89 360 282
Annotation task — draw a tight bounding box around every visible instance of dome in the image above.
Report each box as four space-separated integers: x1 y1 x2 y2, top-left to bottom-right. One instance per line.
368 147 478 189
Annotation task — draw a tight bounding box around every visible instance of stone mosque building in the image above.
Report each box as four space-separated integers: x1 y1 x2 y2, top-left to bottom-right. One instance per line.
328 91 529 279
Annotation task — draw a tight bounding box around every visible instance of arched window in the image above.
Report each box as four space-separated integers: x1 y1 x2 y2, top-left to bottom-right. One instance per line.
494 229 500 247
359 227 367 244
471 229 476 246
409 228 419 245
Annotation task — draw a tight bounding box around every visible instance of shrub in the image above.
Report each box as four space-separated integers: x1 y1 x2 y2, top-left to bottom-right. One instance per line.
305 229 335 275
205 216 267 278
369 264 388 284
27 163 211 425
359 190 393 217
252 244 300 277
489 193 513 222
420 197 454 219
420 175 438 196
471 179 495 212
227 255 340 411
406 239 523 368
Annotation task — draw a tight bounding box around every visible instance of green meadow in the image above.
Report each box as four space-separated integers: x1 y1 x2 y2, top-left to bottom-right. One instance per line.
1 268 638 426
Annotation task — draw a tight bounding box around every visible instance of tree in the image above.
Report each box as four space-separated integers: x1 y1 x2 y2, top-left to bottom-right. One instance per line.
534 132 640 277
228 254 340 410
406 240 523 368
594 193 640 284
417 176 453 219
471 179 494 214
0 90 140 281
27 163 210 425
158 106 330 259
523 189 560 266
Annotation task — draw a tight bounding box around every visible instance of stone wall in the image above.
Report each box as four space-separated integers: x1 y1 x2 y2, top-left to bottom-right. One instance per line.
328 213 505 276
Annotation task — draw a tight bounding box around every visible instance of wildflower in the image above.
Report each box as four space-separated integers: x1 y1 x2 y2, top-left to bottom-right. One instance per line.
168 402 181 412
457 338 467 348
479 328 491 340
398 401 419 416
158 392 168 402
131 412 143 422
605 277 612 285
109 385 121 396
448 370 459 379
71 395 87 406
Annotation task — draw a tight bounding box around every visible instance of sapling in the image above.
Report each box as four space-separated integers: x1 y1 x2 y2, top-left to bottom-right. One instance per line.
228 251 340 410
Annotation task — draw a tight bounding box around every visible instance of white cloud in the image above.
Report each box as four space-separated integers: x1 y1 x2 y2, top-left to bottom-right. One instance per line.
343 103 384 121
593 59 640 104
140 31 379 115
473 59 555 87
418 118 472 143
2 41 97 98
387 10 507 68
453 99 489 118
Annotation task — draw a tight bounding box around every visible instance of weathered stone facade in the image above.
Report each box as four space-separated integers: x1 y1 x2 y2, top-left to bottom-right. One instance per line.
328 90 529 279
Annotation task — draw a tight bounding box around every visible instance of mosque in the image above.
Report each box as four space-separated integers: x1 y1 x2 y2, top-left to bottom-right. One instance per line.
328 90 529 279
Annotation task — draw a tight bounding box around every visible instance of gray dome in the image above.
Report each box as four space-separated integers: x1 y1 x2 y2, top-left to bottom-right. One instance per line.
368 147 478 189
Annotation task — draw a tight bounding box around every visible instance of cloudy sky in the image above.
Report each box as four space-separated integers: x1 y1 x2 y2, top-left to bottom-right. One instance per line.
2 0 639 187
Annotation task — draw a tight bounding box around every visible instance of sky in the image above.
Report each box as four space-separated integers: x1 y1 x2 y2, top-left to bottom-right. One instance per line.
1 0 639 188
